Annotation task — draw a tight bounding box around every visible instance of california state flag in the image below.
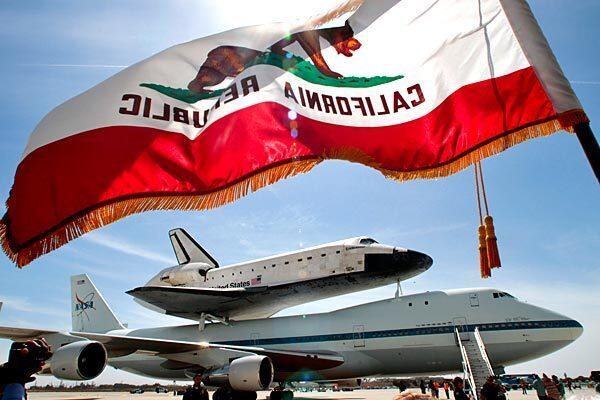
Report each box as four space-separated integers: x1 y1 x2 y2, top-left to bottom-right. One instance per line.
2 0 587 266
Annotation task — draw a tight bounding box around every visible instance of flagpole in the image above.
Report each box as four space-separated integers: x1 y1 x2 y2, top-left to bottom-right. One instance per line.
573 122 600 184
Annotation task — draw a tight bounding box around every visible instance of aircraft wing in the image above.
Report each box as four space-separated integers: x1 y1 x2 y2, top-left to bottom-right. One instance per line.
74 332 210 354
75 332 344 371
0 326 59 340
0 327 344 372
127 285 272 320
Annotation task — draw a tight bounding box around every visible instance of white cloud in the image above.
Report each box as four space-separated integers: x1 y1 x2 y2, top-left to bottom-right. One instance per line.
373 222 470 241
83 232 173 265
570 80 600 86
0 295 65 319
17 63 128 69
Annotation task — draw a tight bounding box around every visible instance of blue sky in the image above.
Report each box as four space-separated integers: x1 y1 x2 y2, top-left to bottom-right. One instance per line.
0 0 598 385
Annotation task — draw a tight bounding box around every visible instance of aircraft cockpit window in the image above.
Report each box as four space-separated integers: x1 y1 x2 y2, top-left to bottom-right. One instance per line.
501 292 515 298
359 238 378 245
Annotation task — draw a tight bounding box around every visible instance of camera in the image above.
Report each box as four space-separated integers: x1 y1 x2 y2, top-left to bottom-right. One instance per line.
8 341 52 364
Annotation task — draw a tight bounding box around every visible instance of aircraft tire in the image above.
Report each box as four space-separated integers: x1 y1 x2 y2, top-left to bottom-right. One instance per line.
213 387 229 400
270 390 293 400
269 391 282 400
231 390 257 400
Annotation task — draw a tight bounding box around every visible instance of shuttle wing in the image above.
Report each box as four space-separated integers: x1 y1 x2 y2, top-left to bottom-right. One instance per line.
127 285 270 320
127 278 339 321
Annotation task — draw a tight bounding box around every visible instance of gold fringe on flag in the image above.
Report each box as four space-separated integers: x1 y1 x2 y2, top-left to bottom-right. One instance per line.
0 109 588 268
1 158 321 268
379 109 588 182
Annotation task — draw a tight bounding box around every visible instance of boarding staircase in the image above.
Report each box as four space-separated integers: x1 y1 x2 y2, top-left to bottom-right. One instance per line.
455 327 495 400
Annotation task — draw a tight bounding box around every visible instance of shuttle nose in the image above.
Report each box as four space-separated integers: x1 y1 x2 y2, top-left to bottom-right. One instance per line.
364 248 433 275
392 248 433 271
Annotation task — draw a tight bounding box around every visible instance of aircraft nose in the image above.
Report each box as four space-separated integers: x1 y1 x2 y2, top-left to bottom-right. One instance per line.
542 307 584 342
392 248 433 271
569 319 584 341
364 248 433 274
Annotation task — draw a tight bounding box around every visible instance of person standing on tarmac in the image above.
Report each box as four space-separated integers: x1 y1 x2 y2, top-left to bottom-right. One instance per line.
542 374 561 400
452 377 469 400
533 374 548 400
420 380 427 395
481 375 506 400
552 375 565 400
397 380 408 393
520 379 528 395
183 374 209 400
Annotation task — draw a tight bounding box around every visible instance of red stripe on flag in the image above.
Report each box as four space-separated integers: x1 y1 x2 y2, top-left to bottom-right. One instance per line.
6 67 558 252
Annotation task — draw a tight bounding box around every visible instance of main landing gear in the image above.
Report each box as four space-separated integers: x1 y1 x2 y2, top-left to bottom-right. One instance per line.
213 387 257 400
211 386 293 400
269 387 293 400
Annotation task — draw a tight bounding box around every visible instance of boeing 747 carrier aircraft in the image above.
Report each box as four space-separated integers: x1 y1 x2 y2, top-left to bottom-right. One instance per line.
128 229 433 321
0 275 582 400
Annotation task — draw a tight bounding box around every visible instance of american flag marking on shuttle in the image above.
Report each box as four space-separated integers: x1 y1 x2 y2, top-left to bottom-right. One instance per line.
251 276 262 285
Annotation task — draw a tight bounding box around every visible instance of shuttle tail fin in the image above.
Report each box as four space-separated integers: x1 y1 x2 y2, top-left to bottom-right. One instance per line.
71 274 124 333
169 228 219 267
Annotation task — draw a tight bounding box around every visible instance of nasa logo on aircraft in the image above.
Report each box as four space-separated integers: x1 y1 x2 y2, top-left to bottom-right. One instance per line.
75 292 96 320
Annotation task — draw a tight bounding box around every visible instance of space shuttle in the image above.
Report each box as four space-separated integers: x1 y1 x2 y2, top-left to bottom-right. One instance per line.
127 228 433 322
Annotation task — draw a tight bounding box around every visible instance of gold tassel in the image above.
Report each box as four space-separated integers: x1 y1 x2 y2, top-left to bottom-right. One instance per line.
484 215 501 269
478 225 491 278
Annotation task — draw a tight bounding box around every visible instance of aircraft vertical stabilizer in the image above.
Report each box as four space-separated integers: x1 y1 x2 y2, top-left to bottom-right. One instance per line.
169 228 219 267
71 274 124 333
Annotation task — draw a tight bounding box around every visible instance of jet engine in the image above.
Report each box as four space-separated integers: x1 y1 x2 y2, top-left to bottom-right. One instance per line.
204 355 274 391
50 341 107 380
160 263 212 285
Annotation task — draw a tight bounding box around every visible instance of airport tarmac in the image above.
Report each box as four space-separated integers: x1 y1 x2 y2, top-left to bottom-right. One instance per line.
27 388 600 400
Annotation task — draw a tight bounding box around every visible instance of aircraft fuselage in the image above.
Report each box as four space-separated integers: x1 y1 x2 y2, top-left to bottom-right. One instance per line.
110 288 582 381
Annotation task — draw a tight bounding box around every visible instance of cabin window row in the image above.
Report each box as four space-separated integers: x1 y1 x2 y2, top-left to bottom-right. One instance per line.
479 321 570 329
210 250 344 278
407 301 429 307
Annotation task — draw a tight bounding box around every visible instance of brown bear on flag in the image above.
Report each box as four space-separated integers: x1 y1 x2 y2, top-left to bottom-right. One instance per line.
187 21 361 94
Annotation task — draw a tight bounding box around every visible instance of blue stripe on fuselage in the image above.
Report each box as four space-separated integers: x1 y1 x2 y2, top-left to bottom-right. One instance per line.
216 319 581 347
